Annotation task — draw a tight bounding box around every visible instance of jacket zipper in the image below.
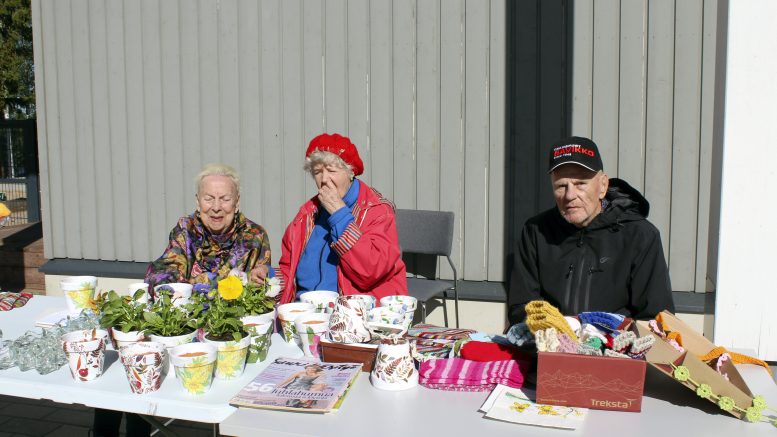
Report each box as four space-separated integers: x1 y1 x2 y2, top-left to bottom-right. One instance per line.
571 230 587 314
563 264 575 310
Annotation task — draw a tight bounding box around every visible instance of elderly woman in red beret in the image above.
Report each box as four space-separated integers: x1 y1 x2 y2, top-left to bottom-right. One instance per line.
251 133 407 303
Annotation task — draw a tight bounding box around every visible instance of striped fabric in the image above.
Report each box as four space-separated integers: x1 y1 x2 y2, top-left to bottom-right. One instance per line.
418 358 527 391
330 222 363 256
0 292 33 311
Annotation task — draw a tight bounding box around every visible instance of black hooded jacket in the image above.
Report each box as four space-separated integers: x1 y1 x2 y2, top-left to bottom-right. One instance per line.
507 178 675 325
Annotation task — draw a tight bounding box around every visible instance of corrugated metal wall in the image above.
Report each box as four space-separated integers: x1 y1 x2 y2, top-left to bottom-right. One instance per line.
570 0 718 293
31 0 506 282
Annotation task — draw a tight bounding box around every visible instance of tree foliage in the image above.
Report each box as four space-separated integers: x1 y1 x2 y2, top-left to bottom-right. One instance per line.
0 0 34 119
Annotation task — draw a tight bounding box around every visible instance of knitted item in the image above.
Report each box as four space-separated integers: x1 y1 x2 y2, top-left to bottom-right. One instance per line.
578 312 627 332
506 323 534 347
556 333 579 354
628 335 655 359
406 323 477 359
535 328 560 353
579 323 608 344
564 316 582 335
584 337 604 350
612 331 636 353
699 346 773 377
524 301 579 341
577 343 603 356
0 292 33 311
459 341 531 362
418 358 528 391
604 349 630 359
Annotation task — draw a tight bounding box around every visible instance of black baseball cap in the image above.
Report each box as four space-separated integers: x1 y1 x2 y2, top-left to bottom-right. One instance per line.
547 136 603 173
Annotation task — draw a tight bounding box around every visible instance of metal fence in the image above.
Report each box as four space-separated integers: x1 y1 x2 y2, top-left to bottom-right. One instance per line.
0 119 39 225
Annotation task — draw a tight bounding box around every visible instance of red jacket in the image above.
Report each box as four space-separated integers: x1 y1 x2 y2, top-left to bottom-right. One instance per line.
276 181 408 304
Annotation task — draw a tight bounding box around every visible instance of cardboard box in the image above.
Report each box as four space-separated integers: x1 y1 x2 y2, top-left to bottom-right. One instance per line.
319 340 378 372
636 311 755 419
536 351 646 412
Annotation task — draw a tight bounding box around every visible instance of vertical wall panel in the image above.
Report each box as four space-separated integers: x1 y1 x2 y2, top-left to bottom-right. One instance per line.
415 1 441 211
439 0 465 279
179 0 202 214
346 0 370 189
324 0 348 134
197 0 220 164
616 1 647 190
392 0 416 209
368 0 394 200
571 0 594 136
669 0 703 291
217 0 241 171
302 1 325 201
644 0 675 261
591 0 620 175
488 0 506 281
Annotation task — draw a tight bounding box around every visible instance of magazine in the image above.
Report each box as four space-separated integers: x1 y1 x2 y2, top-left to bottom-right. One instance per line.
230 357 362 413
480 384 588 430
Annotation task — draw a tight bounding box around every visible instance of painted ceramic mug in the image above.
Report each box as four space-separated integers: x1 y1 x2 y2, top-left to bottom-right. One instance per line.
294 312 331 358
119 341 165 394
299 290 340 314
170 342 218 395
241 312 275 363
367 307 405 326
60 276 97 313
277 302 315 344
343 294 377 312
370 337 419 391
61 328 109 382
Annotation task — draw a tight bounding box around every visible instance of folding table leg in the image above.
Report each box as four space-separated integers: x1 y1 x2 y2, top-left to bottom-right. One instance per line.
139 415 180 437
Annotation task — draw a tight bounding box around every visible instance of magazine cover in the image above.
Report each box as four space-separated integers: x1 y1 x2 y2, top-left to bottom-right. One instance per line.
230 357 362 413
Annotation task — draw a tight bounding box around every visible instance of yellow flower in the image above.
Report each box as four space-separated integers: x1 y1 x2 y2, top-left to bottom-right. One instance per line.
218 276 244 300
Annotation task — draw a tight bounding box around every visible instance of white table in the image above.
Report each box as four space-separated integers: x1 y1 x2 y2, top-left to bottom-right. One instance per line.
0 296 303 426
220 353 777 436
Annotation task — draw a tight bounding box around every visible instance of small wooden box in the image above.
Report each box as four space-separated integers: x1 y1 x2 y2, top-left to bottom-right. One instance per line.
320 340 379 372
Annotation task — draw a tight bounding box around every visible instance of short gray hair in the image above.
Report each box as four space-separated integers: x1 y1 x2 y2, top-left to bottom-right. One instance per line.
195 163 240 195
303 151 355 178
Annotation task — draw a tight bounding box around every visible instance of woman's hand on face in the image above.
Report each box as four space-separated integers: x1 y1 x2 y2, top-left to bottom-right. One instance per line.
318 183 346 215
250 264 269 284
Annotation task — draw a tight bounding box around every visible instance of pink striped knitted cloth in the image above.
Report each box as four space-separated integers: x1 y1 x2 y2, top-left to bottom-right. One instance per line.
418 358 528 391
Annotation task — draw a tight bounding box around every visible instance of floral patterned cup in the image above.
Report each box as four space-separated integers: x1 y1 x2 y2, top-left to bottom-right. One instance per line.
60 276 97 313
241 312 275 364
203 335 251 379
61 329 109 382
370 337 418 391
294 312 331 358
343 294 377 312
170 343 217 395
327 296 371 344
277 302 315 344
380 295 418 313
153 283 193 307
368 307 405 326
119 342 165 394
299 290 340 314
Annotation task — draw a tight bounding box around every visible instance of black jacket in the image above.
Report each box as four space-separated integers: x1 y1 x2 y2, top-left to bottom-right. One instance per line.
507 178 675 325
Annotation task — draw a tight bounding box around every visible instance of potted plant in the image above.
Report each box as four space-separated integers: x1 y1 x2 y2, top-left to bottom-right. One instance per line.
143 287 200 348
193 270 277 378
97 289 147 348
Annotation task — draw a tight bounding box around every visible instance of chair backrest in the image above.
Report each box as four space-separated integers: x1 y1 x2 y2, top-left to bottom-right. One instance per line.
395 209 454 256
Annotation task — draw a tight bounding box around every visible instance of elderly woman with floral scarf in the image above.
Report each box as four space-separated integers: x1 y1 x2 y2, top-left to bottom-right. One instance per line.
145 163 272 296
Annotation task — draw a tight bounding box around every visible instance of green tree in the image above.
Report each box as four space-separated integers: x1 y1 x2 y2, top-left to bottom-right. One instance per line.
0 0 34 119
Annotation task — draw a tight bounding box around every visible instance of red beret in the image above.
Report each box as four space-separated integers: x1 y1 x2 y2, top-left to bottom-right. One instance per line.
305 133 364 176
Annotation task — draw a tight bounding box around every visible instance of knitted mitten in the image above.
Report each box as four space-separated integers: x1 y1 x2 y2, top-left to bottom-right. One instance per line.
627 335 655 359
611 331 636 354
556 333 579 354
578 311 627 332
525 301 579 342
577 343 603 356
535 328 560 353
506 323 534 347
604 349 630 359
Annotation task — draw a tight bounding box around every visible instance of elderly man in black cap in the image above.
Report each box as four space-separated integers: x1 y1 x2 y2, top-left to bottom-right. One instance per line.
507 136 675 325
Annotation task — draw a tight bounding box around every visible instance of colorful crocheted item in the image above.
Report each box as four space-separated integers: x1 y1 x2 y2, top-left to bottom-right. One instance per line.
584 337 604 350
612 331 636 353
525 301 579 341
459 341 531 362
577 343 603 356
418 358 528 391
506 323 534 347
604 349 630 359
556 333 579 354
535 328 560 353
579 323 608 343
627 335 655 359
0 292 33 311
406 323 478 359
578 311 627 332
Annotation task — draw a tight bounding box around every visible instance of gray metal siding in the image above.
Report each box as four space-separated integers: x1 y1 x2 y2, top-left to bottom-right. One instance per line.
32 0 507 282
570 0 717 293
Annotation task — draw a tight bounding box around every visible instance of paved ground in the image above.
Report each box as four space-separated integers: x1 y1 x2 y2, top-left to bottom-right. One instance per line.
0 395 219 437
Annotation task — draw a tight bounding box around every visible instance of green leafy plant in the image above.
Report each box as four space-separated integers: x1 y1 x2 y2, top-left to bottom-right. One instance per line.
97 289 147 333
142 288 200 337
